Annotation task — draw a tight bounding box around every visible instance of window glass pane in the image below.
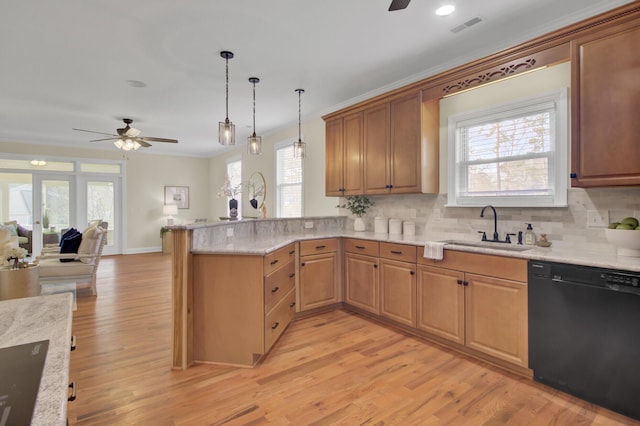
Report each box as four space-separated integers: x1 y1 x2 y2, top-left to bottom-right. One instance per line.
0 159 73 172
0 172 33 227
87 181 114 245
276 145 302 217
465 158 550 196
80 163 121 174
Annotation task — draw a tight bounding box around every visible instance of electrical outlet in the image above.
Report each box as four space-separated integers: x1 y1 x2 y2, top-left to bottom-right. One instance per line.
226 227 234 237
587 210 609 228
305 221 314 229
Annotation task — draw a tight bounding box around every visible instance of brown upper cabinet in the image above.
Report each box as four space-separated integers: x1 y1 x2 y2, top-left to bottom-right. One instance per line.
570 19 640 187
325 112 364 196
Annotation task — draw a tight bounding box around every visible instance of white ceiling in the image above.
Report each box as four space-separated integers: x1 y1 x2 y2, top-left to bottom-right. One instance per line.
0 0 634 157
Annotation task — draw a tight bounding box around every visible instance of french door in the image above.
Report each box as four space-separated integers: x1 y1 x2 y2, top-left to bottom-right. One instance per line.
78 176 122 255
32 175 75 255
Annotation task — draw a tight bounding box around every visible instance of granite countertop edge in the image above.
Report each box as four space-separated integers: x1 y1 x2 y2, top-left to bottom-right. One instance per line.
191 229 640 273
0 293 73 426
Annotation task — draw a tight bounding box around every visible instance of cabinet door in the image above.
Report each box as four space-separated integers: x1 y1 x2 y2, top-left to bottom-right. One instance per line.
363 103 391 194
464 273 528 368
571 24 640 187
299 252 339 311
344 253 379 314
325 117 344 196
380 259 416 327
389 92 421 193
343 112 364 195
416 265 465 345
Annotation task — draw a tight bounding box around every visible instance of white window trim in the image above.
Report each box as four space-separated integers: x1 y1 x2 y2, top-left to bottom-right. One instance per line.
447 88 568 208
274 139 304 218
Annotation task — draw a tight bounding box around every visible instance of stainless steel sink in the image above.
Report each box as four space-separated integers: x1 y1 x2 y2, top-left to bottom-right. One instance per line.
441 240 535 252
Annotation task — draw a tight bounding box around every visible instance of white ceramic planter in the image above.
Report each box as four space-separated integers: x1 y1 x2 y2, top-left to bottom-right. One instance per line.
354 217 366 232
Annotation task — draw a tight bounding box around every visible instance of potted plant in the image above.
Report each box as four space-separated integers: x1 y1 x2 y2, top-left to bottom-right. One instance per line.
338 195 374 231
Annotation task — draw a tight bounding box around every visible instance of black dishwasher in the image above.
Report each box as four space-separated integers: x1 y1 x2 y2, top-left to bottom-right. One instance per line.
528 260 640 421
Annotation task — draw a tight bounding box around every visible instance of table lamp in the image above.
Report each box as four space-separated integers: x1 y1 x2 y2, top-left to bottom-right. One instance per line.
163 204 178 226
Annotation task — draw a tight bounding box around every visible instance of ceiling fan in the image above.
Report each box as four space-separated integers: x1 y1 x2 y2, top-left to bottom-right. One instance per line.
388 0 410 11
73 118 178 151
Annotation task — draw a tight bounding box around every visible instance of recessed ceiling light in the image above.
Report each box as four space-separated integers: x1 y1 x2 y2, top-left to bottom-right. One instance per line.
436 5 455 16
126 80 147 88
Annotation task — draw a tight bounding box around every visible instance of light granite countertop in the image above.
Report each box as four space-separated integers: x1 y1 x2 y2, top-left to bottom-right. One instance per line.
190 228 640 273
0 293 73 426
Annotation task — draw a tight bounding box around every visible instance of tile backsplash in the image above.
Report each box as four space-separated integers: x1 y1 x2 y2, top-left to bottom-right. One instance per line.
353 188 640 252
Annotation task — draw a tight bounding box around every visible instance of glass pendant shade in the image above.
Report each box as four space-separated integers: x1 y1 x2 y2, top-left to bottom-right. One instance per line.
218 119 235 146
293 139 306 159
114 138 141 151
293 88 306 159
248 134 262 155
247 77 262 155
218 51 235 146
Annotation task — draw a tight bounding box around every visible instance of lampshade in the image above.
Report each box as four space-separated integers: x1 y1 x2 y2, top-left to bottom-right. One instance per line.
114 139 141 151
293 88 306 159
247 77 262 155
163 204 178 226
163 204 178 216
218 51 235 146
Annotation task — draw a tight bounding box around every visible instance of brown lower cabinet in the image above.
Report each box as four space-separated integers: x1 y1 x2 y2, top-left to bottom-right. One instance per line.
299 238 341 311
417 249 528 369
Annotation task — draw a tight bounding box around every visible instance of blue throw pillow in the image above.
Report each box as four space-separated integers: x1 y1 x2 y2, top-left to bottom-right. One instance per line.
59 232 82 263
59 228 79 247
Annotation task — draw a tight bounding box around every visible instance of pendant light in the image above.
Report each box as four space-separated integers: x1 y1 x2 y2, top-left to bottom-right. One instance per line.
293 88 306 159
218 51 235 146
247 77 262 155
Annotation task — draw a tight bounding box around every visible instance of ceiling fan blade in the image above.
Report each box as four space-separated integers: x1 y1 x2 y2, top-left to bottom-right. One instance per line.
89 137 120 142
388 0 410 11
139 136 178 144
137 140 152 148
73 128 118 137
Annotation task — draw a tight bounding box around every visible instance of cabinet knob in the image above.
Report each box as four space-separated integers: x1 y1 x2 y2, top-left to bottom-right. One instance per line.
570 172 577 179
301 262 306 267
410 270 415 275
271 286 279 293
457 279 463 285
289 273 295 278
373 264 378 268
289 250 295 255
271 322 280 330
289 302 296 308
463 281 469 286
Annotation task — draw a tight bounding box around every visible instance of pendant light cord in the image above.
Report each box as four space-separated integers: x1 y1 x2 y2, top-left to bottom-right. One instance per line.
252 81 256 136
298 90 302 142
225 57 229 122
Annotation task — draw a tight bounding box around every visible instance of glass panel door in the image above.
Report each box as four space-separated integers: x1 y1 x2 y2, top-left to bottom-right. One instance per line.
0 172 33 255
33 176 74 256
80 176 121 255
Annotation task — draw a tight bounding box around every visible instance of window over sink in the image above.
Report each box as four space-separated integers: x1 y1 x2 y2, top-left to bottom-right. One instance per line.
447 88 568 207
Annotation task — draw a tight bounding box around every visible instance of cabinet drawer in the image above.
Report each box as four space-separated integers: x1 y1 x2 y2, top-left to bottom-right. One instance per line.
264 260 296 314
380 242 417 263
300 238 338 256
344 238 379 257
417 248 527 282
264 288 296 351
264 243 296 275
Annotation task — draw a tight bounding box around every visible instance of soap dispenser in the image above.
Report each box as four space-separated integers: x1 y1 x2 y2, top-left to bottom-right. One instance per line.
524 223 536 245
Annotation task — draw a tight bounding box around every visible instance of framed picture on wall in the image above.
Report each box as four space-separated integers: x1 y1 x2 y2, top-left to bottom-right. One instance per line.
165 186 189 209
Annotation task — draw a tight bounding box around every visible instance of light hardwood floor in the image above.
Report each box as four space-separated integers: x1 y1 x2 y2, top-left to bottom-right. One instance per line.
67 253 638 425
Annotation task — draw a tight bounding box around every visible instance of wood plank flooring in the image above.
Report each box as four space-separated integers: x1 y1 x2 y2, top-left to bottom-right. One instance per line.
67 253 638 425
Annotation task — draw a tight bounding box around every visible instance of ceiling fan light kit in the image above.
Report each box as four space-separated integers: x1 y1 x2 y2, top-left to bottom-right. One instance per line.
247 77 262 155
218 50 236 146
293 88 306 160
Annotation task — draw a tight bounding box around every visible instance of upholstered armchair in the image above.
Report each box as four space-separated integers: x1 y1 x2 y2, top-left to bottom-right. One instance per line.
37 223 108 296
17 224 32 254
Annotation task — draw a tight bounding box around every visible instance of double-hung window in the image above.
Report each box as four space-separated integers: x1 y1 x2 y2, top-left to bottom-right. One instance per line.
275 143 303 217
447 89 568 207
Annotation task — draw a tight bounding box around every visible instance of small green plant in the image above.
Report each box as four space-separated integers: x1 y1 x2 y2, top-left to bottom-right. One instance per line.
160 226 168 239
337 195 373 218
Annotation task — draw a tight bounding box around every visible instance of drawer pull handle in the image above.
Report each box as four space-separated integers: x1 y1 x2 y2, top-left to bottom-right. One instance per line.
315 245 326 249
270 259 279 266
271 286 279 293
391 250 403 255
289 250 295 255
289 302 296 308
271 322 280 330
68 382 77 402
289 273 295 278
70 335 77 351
355 245 365 249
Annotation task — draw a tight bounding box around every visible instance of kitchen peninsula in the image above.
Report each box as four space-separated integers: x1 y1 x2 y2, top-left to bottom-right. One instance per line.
170 217 640 372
